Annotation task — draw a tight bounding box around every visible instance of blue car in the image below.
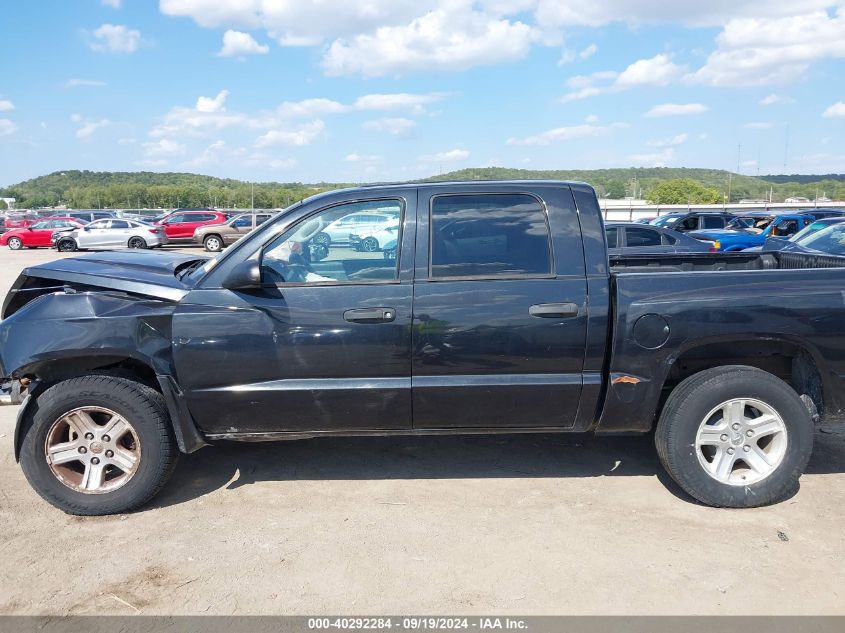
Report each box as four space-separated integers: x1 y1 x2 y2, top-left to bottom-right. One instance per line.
688 213 814 251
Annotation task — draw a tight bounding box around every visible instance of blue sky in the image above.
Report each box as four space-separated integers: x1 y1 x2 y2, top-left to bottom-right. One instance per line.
1 0 844 186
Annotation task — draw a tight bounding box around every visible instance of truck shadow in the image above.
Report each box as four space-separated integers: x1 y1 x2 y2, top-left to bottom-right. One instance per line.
151 427 845 510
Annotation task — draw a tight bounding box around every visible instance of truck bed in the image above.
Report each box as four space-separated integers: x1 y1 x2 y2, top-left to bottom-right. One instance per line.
609 250 845 273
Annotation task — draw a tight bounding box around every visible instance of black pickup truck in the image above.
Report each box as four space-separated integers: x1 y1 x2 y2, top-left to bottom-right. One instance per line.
2 181 844 515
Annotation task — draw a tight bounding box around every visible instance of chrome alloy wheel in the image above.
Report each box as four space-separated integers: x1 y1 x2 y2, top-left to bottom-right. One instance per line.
695 398 788 486
44 407 141 494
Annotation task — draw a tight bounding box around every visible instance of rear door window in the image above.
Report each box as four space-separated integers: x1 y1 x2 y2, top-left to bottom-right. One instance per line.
430 194 552 278
624 227 662 247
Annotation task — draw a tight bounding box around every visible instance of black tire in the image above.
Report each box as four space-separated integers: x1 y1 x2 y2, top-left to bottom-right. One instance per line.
127 237 147 249
57 239 77 252
7 236 22 250
361 236 379 252
656 365 813 508
19 375 178 515
313 232 331 248
203 234 223 252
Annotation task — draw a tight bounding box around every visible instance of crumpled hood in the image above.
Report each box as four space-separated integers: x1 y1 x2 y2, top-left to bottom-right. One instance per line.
16 250 208 303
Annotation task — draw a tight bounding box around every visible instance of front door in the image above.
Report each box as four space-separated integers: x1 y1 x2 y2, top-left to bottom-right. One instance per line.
172 192 417 435
77 219 112 248
411 186 588 429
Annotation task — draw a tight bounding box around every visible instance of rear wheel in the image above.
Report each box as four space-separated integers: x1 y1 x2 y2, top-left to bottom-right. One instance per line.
57 238 77 252
127 237 147 249
203 235 223 252
8 237 22 250
361 236 379 252
656 365 813 508
19 375 178 515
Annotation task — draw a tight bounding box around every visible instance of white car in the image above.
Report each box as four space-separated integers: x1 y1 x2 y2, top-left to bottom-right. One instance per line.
312 210 399 247
54 219 167 251
349 221 400 252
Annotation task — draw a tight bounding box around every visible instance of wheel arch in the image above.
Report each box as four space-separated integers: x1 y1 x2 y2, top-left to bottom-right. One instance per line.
661 335 827 422
13 354 207 461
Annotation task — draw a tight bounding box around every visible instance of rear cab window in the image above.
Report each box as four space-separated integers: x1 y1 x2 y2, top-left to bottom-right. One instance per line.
429 193 552 279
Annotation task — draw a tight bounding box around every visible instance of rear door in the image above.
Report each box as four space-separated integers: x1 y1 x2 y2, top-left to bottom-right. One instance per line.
411 185 588 429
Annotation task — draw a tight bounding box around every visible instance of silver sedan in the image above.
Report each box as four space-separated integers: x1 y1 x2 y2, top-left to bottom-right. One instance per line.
54 219 167 251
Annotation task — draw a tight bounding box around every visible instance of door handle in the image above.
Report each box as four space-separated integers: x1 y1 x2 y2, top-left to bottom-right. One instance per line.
343 307 396 323
529 302 579 318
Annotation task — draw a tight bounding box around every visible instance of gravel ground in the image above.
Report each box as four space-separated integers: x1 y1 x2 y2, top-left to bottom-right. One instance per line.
0 245 843 615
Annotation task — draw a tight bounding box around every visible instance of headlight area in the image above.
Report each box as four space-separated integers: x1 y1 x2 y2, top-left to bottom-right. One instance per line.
0 376 29 405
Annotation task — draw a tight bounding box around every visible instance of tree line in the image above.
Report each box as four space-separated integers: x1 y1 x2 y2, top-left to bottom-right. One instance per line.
2 168 844 209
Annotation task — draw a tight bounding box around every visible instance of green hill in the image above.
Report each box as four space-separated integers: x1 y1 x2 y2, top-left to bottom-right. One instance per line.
2 167 843 209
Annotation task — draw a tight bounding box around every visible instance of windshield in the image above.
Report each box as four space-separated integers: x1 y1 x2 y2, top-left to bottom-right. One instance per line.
793 220 844 243
651 215 681 227
796 224 845 255
726 216 764 230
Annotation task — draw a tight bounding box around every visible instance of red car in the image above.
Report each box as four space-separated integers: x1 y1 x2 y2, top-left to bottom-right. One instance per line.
3 212 40 231
0 217 87 250
155 209 228 242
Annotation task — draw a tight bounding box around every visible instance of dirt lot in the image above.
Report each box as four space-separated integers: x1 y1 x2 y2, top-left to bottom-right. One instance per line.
0 245 844 615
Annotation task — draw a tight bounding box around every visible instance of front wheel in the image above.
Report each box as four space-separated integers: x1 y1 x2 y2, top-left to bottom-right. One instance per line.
19 376 178 515
7 237 22 250
656 365 813 508
127 237 147 249
57 239 78 252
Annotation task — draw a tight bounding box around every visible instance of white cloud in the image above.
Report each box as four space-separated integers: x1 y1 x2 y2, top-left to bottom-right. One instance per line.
647 133 688 147
72 115 113 139
580 43 598 59
196 90 229 113
0 119 16 136
645 103 708 117
823 101 845 118
102 0 121 8
507 123 626 146
628 148 674 167
184 140 228 167
420 148 470 162
0 100 14 112
270 158 297 169
353 92 444 111
254 120 325 147
344 153 381 162
560 54 684 101
534 0 833 28
143 138 187 156
85 23 145 53
585 114 599 123
745 122 775 129
65 79 107 88
323 4 540 76
687 9 845 86
217 30 269 57
362 117 416 135
760 93 794 105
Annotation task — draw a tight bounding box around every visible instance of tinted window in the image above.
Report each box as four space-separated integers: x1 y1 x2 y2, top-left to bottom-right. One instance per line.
605 227 618 248
625 227 662 247
232 216 252 228
166 214 185 223
256 215 271 225
678 216 699 231
110 220 130 229
193 213 217 222
661 232 677 245
430 194 551 278
702 216 725 229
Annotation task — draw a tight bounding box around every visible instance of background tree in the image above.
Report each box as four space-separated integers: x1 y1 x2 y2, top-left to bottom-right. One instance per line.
647 178 723 204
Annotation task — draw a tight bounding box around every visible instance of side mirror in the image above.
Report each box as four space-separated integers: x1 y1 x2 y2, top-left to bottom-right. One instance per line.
83 226 90 231
222 260 262 290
